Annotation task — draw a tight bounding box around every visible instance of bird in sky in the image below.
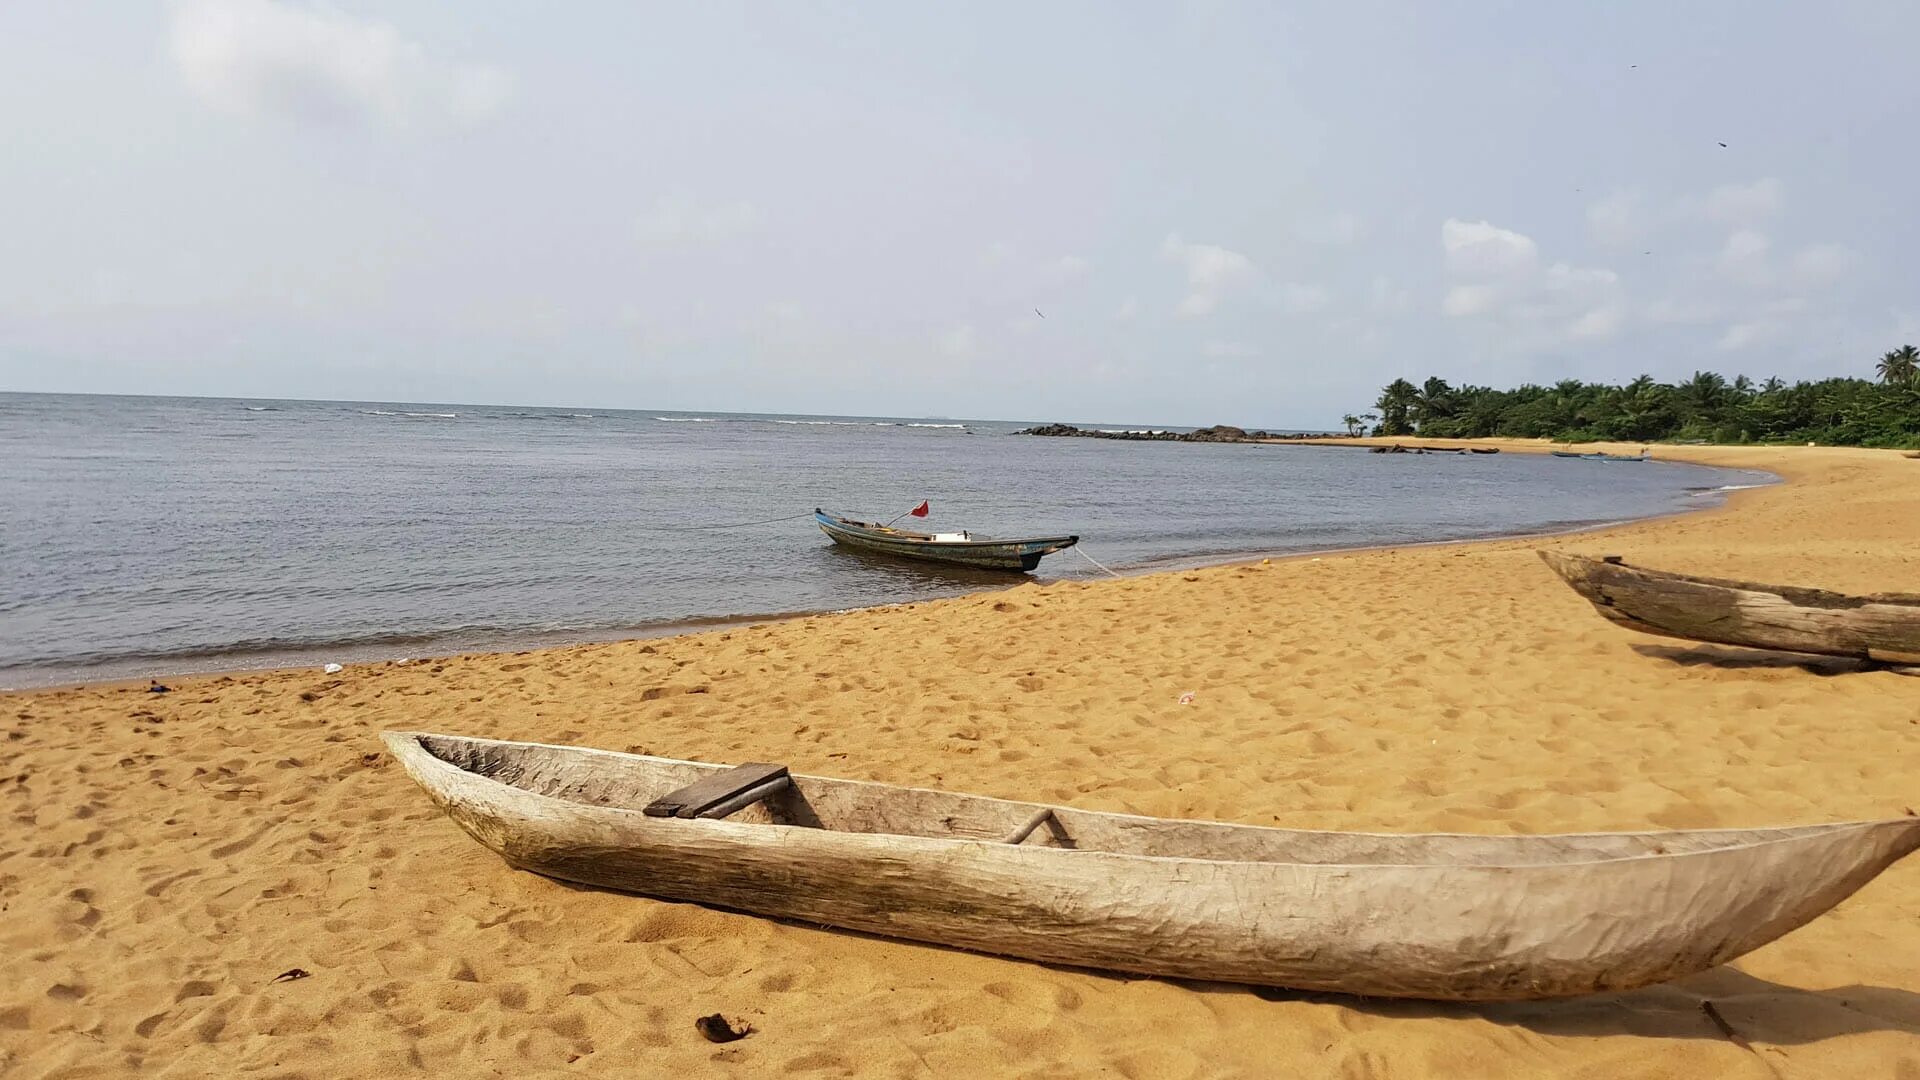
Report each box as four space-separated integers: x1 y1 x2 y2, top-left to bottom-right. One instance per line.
1718 141 1728 148
1034 308 1046 319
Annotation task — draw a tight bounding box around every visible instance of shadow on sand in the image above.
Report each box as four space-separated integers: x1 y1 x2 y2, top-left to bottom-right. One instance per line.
1231 968 1920 1044
1627 642 1892 676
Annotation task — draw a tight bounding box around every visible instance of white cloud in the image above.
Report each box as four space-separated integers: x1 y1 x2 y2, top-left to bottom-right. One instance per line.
1568 305 1625 341
169 0 509 128
1277 283 1331 315
1717 321 1782 351
1720 229 1771 262
1645 298 1720 325
935 323 976 358
1045 255 1091 282
1440 218 1538 278
1715 229 1772 285
980 241 1017 266
1586 191 1642 250
1162 233 1256 318
1438 218 1624 345
1175 292 1218 318
1441 284 1501 317
636 198 761 245
1703 178 1783 225
1202 339 1257 358
1293 211 1361 246
1114 297 1139 322
1369 275 1410 316
1791 243 1853 287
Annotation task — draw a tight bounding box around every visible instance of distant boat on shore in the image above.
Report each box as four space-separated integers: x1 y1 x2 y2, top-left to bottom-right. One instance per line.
1551 449 1650 462
814 509 1078 572
387 730 1920 1002
1540 551 1920 663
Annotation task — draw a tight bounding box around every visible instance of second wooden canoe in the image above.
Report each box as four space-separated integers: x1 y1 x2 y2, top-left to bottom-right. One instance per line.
1540 551 1920 663
384 730 1920 1001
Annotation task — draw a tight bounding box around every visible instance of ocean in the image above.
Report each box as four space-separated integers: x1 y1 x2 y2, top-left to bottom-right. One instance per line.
0 393 1769 688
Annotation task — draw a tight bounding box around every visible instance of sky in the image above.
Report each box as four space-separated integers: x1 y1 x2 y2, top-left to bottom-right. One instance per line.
2 2 1918 427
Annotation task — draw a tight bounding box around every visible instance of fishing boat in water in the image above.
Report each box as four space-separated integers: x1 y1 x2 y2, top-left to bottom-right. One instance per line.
385 731 1920 1002
814 509 1078 572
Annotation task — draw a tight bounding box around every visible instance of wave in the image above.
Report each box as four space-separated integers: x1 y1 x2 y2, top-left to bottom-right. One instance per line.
243 406 280 412
361 409 458 419
4 610 819 685
654 415 966 430
1688 481 1773 498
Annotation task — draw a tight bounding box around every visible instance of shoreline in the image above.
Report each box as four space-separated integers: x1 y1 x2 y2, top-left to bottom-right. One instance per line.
4 448 1774 694
5 441 1918 1077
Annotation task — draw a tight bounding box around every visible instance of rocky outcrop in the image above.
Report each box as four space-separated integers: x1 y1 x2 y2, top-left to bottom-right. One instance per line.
1015 423 1290 443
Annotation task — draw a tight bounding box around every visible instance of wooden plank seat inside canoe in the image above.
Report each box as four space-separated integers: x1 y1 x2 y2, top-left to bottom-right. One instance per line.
644 762 791 819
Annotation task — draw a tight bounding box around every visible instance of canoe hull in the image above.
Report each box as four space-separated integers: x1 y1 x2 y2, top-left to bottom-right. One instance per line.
1540 551 1920 663
384 732 1920 1001
815 511 1077 572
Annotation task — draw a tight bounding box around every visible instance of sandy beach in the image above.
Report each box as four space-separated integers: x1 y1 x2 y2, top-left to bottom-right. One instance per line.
4 441 1917 1078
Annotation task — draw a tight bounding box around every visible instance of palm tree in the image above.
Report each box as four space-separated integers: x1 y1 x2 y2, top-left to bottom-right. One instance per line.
1410 377 1455 431
1612 375 1672 440
1374 380 1418 436
1680 370 1729 415
1341 414 1363 436
1877 345 1920 386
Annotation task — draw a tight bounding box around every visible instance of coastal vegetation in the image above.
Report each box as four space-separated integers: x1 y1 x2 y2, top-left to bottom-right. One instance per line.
1364 346 1920 447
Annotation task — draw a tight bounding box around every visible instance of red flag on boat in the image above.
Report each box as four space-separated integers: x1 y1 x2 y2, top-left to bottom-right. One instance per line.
910 501 930 517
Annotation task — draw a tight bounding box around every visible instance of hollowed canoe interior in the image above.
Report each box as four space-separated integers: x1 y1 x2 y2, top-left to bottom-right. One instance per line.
415 735 1845 868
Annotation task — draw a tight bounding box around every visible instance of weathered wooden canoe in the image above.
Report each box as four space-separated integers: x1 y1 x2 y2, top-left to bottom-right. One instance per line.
815 509 1077 572
383 730 1920 1001
1540 551 1920 663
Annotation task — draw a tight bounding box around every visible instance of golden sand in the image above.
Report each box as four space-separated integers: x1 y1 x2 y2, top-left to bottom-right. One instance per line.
4 442 1918 1078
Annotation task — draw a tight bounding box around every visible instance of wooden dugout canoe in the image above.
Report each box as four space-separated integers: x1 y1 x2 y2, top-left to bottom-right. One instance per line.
1540 551 1920 664
814 509 1078 572
383 731 1920 1001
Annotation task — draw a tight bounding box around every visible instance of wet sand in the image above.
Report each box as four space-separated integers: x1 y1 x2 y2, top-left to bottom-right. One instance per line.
4 442 1917 1078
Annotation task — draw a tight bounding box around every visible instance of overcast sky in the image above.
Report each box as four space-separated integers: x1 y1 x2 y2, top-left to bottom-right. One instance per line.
3 2 1917 426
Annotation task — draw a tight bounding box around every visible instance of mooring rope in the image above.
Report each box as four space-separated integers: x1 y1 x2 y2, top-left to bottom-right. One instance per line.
1073 545 1124 579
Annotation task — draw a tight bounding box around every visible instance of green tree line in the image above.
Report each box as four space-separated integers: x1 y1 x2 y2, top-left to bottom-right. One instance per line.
1340 345 1920 448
